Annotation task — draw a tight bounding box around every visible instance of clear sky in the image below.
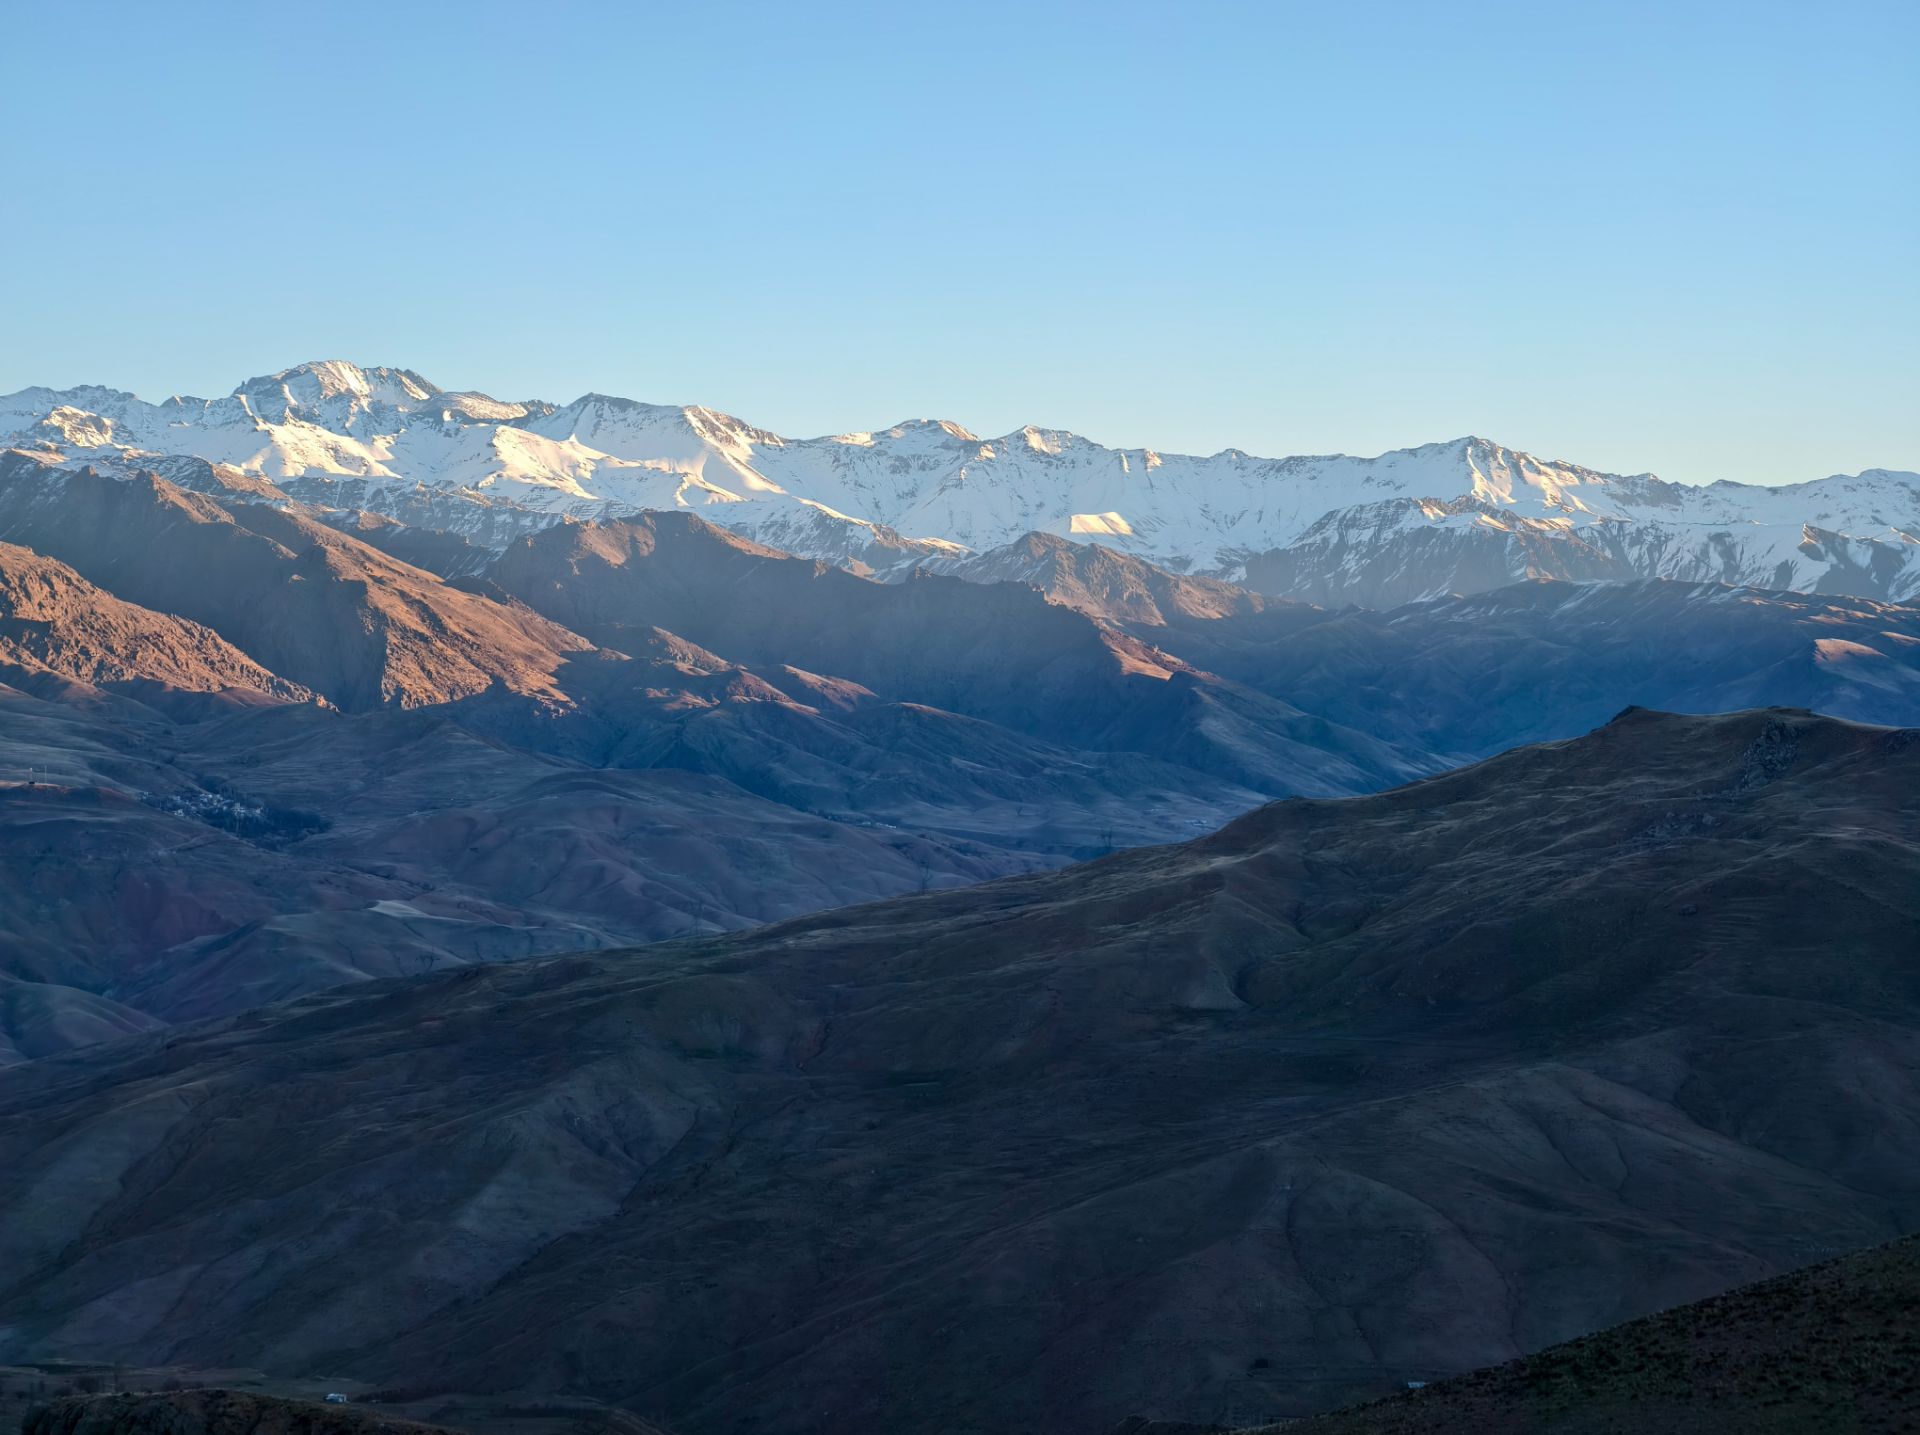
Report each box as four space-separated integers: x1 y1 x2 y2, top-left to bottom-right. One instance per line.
2 0 1914 484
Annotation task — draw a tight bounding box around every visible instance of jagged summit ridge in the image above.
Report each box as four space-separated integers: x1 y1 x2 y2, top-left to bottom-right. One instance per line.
238 359 440 402
3 363 1916 602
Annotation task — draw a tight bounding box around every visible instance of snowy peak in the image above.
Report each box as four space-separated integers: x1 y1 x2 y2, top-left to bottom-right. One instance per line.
238 359 439 402
684 404 785 450
232 361 441 427
0 384 138 428
28 406 123 449
1011 425 1079 456
1451 435 1607 512
2 362 1914 606
430 391 551 423
530 394 776 457
838 419 980 449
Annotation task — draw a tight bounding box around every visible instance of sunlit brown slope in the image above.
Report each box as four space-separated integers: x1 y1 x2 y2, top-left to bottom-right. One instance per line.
0 541 311 708
0 455 590 711
932 529 1270 625
1 709 1914 1435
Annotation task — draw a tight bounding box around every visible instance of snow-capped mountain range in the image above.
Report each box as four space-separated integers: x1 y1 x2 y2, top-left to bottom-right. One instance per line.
4 360 1916 606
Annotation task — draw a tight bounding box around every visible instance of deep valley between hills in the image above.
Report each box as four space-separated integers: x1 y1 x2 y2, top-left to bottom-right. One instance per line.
0 428 1918 1433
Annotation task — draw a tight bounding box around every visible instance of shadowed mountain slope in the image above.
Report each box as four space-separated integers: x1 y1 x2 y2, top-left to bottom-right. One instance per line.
1151 577 1920 761
0 972 160 1068
25 1391 462 1435
0 685 1073 1041
0 709 1914 1435
486 512 1433 796
1239 1232 1920 1434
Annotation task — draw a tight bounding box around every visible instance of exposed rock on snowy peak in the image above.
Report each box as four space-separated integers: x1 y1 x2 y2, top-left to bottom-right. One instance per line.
4 366 1915 607
232 360 440 425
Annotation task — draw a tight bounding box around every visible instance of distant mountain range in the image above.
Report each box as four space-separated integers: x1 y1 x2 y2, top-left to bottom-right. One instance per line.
0 447 1431 1062
2 369 1918 1433
2 432 1919 1064
5 360 1917 606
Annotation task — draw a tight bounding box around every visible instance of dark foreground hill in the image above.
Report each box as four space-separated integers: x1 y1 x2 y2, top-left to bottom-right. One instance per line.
1 708 1917 1435
23 1391 460 1435
1221 1231 1920 1433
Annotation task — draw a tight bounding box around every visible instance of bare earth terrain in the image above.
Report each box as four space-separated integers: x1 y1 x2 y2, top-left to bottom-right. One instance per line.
1 707 1914 1434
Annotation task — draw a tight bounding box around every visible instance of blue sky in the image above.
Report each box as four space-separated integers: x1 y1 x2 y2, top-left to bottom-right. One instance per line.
2 0 1913 483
